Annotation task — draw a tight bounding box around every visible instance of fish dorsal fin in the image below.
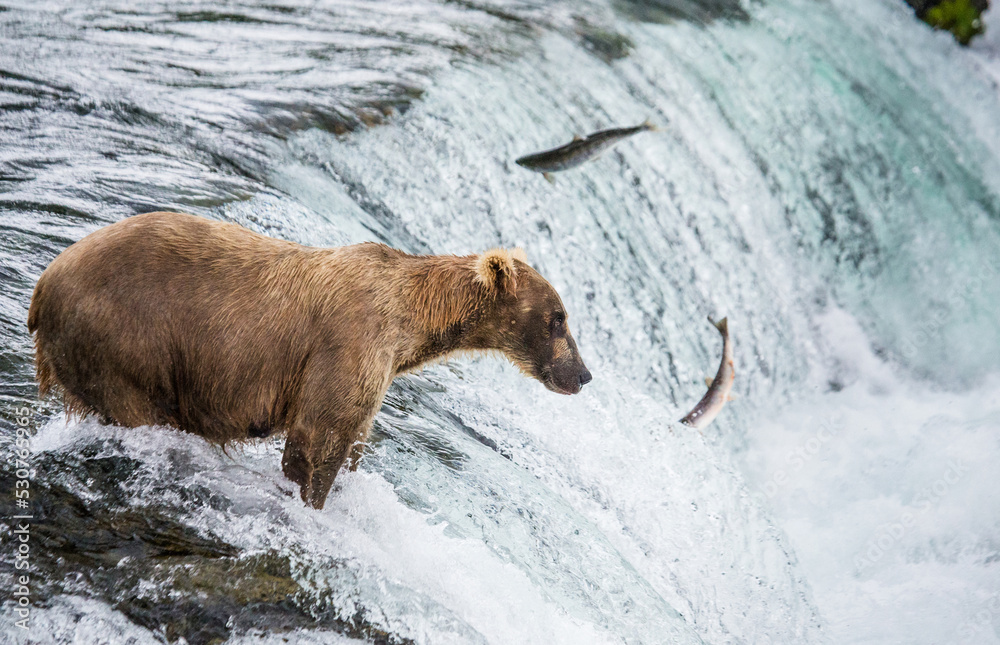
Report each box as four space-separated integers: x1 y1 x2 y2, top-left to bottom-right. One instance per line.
572 134 585 142
704 377 714 388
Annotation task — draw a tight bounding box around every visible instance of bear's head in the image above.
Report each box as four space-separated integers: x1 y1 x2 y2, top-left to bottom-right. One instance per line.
475 249 592 395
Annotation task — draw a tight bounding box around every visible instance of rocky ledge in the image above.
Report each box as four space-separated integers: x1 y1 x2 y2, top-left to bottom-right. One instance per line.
905 0 990 45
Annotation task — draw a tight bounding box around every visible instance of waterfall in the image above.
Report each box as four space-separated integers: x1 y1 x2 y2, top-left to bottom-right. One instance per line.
2 0 999 643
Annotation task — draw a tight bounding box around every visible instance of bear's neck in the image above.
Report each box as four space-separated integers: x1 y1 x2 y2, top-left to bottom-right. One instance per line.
392 255 494 374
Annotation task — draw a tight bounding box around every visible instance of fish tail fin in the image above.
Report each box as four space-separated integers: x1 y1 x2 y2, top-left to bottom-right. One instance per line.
708 316 728 336
641 118 660 132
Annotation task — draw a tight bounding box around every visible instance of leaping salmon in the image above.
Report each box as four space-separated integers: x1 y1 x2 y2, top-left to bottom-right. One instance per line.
515 120 658 182
679 317 734 430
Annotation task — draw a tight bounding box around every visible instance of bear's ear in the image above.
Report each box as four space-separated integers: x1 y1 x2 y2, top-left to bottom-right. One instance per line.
475 248 523 296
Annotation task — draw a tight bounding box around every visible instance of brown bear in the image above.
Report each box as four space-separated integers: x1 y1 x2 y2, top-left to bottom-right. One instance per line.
28 212 591 508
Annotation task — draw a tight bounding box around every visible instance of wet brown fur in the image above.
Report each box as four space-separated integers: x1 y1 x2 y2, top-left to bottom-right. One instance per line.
28 212 589 509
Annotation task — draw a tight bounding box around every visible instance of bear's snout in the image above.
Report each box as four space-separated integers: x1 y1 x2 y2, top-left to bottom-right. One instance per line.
549 358 592 395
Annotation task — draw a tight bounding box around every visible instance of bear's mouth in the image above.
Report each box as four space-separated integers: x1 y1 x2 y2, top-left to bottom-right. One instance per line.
541 371 580 396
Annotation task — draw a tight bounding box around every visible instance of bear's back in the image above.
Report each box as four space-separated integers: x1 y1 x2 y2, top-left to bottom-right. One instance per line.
28 212 396 440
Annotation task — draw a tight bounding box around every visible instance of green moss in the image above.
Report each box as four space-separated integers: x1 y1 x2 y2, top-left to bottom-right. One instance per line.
923 0 985 46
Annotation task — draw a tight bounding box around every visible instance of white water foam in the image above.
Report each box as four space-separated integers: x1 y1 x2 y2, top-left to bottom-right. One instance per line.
744 307 1000 644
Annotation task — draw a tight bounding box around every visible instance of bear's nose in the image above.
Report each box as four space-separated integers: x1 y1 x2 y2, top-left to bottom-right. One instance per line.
578 369 593 387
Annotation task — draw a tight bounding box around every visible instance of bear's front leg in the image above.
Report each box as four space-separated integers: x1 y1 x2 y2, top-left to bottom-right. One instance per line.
281 428 317 504
282 408 377 509
281 357 391 509
306 440 354 509
347 441 367 472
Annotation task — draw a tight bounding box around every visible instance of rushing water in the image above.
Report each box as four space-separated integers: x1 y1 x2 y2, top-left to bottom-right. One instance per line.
2 0 1000 643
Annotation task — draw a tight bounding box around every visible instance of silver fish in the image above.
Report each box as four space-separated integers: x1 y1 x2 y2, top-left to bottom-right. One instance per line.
515 120 658 182
679 317 734 430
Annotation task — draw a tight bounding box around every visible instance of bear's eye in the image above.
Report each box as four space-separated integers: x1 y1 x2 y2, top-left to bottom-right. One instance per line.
550 312 565 333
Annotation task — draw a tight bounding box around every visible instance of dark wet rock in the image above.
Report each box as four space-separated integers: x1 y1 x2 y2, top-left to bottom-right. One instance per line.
0 438 419 644
110 553 415 645
173 10 280 24
904 0 988 14
575 20 635 62
614 0 753 24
